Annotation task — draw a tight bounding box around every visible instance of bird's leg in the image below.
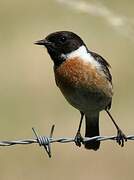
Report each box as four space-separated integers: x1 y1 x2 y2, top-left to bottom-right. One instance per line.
74 112 84 147
105 110 127 147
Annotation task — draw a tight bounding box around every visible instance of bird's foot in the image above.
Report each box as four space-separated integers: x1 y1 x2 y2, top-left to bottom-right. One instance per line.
74 132 83 147
116 128 127 147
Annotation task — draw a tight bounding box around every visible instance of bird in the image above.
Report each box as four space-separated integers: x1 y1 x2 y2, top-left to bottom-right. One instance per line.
35 31 127 150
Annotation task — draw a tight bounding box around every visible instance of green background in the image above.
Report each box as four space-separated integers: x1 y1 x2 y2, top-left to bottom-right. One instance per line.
0 0 134 180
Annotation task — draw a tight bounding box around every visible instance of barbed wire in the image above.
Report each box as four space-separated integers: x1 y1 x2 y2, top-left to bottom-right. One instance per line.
0 125 133 158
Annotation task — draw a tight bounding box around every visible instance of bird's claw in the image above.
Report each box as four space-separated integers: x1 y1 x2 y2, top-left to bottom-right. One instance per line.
116 129 127 147
74 132 83 147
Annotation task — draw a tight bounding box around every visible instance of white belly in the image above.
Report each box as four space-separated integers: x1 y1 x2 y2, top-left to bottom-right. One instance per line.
61 86 111 113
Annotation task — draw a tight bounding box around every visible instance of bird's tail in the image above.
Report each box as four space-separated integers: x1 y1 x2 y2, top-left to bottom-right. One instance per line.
85 113 100 150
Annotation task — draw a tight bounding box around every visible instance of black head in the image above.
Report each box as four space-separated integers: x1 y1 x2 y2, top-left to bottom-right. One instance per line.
35 31 85 66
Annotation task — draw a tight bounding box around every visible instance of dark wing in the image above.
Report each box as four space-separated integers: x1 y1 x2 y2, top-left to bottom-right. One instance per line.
90 51 112 84
90 51 113 110
106 100 112 110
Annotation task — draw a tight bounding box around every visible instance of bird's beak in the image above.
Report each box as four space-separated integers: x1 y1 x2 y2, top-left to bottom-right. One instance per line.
34 39 45 45
34 39 52 47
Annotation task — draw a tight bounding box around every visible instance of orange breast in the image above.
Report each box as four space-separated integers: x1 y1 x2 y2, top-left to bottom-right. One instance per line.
54 57 113 98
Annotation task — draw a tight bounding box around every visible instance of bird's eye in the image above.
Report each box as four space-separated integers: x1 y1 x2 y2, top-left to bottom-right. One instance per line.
59 36 67 43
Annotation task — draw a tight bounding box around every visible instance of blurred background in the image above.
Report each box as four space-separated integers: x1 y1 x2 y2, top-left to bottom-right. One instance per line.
0 0 134 179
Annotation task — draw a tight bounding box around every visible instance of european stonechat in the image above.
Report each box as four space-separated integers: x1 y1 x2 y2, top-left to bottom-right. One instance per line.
35 31 127 150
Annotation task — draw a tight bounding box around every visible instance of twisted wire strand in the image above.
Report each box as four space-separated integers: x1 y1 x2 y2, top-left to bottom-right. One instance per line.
0 135 134 146
0 125 133 158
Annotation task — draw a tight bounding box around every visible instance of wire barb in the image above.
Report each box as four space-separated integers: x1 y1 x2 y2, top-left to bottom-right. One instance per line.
0 126 133 157
32 125 55 158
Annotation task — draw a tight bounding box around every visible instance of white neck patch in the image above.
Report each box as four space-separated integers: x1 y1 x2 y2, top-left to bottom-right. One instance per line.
62 45 101 69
